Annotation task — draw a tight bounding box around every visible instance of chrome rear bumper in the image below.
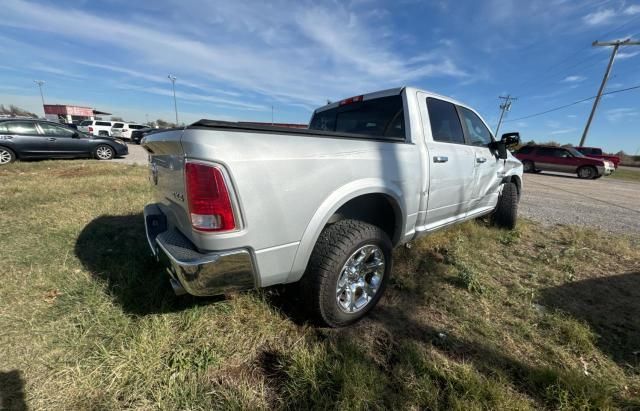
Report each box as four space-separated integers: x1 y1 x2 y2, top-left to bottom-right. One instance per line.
144 203 256 296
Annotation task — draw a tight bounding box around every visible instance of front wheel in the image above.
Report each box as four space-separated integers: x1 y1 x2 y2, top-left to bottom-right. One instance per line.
492 182 518 230
577 166 596 179
0 147 16 165
94 144 115 160
522 160 535 173
302 219 392 327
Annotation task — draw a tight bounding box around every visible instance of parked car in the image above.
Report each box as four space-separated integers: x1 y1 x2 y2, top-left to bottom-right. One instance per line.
112 123 147 141
575 146 620 168
131 127 166 144
142 87 523 327
0 119 128 164
77 120 115 136
514 145 614 179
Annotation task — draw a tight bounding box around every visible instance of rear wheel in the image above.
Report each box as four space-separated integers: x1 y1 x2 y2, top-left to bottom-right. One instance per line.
577 166 596 179
492 182 518 230
302 219 392 327
94 144 114 160
0 147 16 165
98 130 109 137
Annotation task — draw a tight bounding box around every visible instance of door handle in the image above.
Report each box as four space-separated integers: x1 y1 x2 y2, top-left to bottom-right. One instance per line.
47 138 56 141
476 157 487 163
433 156 448 163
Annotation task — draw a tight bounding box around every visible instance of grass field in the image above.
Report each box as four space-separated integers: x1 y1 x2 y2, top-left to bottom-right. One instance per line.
1 160 639 410
608 167 640 182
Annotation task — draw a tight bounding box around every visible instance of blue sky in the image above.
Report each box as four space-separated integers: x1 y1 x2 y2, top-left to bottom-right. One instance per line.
0 0 638 153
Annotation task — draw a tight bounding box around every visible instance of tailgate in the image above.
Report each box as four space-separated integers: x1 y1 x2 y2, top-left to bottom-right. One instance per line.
142 129 192 238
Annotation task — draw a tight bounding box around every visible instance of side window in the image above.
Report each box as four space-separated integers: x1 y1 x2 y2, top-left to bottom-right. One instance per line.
552 148 571 158
537 147 553 156
39 123 76 137
5 121 39 135
459 107 493 146
426 98 465 144
96 121 111 127
113 123 124 128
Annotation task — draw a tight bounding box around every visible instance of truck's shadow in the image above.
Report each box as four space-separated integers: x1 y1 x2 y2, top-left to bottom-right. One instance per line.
539 271 640 368
74 213 221 315
0 370 27 411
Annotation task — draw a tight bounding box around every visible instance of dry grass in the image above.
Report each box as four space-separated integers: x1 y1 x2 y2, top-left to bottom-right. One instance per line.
1 160 639 410
608 168 640 182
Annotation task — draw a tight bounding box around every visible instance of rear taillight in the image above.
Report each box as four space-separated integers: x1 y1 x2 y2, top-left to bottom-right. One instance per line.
88 126 94 133
185 162 236 232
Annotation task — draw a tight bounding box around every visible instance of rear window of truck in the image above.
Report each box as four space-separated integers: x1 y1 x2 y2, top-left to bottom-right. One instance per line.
309 95 405 140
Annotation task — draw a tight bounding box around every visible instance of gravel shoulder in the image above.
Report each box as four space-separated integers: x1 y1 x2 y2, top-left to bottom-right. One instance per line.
113 143 148 165
520 172 640 236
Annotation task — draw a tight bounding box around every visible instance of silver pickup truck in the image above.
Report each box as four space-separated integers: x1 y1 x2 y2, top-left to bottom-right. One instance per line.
143 87 522 327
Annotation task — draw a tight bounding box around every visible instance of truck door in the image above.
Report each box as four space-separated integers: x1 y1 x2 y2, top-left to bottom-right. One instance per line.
419 96 476 229
457 106 503 213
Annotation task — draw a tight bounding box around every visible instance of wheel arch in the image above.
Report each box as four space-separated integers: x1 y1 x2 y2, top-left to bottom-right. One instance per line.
0 144 18 159
287 179 406 283
501 173 522 201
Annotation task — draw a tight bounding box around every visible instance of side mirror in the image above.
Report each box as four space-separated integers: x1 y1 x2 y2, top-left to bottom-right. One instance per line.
500 132 520 147
490 132 520 160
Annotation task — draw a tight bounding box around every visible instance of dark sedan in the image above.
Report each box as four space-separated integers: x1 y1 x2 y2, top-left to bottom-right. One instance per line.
0 119 128 165
131 127 166 144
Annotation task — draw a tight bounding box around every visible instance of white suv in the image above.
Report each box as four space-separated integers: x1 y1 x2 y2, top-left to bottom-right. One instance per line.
112 123 146 141
78 120 115 136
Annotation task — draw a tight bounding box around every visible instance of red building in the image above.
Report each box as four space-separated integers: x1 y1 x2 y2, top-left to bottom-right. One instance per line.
43 104 111 124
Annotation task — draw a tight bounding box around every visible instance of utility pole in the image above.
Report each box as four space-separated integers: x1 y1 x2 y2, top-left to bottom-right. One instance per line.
271 105 274 125
495 95 517 137
167 74 178 125
579 38 640 147
33 80 46 116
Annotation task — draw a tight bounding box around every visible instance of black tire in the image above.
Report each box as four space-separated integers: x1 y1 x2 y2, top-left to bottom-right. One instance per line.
301 219 392 327
0 146 16 165
98 130 109 137
492 182 518 230
94 144 115 160
522 160 536 173
577 166 596 179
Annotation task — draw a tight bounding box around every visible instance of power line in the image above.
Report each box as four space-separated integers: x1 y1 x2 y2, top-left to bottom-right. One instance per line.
503 84 640 123
579 38 639 146
508 14 640 97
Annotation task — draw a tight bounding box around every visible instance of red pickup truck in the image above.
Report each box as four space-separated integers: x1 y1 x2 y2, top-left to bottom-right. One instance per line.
575 147 620 168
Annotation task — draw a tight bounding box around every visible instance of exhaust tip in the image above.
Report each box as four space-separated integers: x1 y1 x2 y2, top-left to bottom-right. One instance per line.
170 278 187 296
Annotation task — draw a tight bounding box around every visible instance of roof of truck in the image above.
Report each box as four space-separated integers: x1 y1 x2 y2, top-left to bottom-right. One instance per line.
313 86 468 114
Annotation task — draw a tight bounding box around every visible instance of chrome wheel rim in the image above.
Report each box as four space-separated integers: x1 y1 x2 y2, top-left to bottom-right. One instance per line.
96 146 113 160
0 149 11 164
336 244 385 314
579 168 591 178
